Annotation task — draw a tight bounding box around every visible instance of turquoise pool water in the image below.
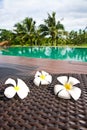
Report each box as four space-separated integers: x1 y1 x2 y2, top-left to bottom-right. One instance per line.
0 47 87 62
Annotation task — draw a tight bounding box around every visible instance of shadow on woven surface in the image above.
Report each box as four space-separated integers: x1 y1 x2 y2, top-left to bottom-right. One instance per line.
0 67 87 130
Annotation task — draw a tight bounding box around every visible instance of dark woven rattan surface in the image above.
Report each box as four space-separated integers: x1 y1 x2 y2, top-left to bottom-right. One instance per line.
0 66 87 130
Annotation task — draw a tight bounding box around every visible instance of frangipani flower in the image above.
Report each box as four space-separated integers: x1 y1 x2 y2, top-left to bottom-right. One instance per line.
4 78 30 99
54 76 81 100
34 71 52 86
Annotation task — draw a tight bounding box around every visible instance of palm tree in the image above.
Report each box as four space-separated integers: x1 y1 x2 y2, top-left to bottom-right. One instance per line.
14 17 36 46
0 29 15 45
39 12 65 45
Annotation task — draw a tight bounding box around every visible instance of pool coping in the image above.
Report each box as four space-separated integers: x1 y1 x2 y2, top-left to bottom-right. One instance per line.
0 55 87 74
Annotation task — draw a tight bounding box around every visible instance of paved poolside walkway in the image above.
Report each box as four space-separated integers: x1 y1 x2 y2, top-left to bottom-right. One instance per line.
0 55 87 74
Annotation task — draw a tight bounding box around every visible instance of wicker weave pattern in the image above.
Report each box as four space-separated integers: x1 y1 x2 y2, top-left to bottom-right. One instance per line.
0 72 87 130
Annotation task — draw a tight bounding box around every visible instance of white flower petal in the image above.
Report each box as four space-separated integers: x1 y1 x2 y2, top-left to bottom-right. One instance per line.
17 90 28 99
57 76 68 85
5 78 16 86
69 87 81 100
45 75 52 83
42 71 49 76
68 77 80 86
54 85 64 95
35 71 41 77
41 79 49 85
4 86 16 98
58 89 71 99
34 77 41 86
17 79 30 92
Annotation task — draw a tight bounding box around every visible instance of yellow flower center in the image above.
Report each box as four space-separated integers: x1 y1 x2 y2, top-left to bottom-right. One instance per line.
64 83 72 90
40 75 46 80
14 86 20 91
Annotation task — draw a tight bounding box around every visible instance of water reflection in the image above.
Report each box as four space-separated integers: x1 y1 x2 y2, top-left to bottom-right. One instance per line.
0 47 87 62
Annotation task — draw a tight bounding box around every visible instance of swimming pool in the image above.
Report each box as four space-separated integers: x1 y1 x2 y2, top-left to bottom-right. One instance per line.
0 47 87 62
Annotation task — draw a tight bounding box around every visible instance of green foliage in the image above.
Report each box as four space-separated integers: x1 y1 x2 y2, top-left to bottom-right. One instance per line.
39 12 65 45
66 29 87 46
0 12 87 47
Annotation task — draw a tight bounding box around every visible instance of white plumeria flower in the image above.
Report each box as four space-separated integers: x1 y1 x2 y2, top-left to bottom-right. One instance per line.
34 71 52 86
54 76 81 100
4 78 30 99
